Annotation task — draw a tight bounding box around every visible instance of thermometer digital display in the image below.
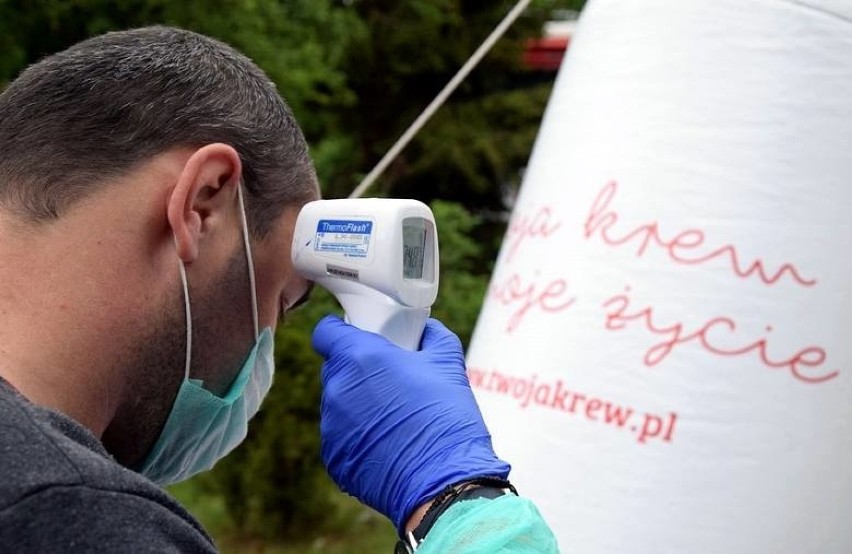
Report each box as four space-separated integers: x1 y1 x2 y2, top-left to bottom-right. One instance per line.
403 220 427 280
291 199 439 350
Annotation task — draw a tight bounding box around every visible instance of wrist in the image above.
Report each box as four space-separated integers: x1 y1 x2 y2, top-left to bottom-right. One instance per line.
391 447 512 530
395 477 517 553
404 499 435 535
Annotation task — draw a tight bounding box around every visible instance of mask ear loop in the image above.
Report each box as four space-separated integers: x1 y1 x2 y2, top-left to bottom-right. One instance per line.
236 184 260 339
178 261 193 381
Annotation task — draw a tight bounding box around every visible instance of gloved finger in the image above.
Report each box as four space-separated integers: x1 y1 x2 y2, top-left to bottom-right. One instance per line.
311 314 361 358
313 314 397 361
419 318 464 354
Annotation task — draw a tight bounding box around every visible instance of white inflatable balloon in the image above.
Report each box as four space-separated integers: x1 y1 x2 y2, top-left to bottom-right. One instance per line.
467 1 852 552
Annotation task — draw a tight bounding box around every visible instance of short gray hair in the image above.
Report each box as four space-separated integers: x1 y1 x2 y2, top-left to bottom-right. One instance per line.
0 26 318 236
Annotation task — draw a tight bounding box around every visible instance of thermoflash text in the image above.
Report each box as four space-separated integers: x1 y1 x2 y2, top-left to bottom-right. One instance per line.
291 199 439 351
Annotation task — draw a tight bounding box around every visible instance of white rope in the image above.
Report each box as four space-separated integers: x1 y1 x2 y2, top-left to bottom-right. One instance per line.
349 0 534 199
178 261 193 380
237 185 260 338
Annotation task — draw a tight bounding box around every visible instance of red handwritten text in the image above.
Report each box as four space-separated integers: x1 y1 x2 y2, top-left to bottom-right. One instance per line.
584 181 816 287
601 286 838 384
505 206 562 262
489 271 575 333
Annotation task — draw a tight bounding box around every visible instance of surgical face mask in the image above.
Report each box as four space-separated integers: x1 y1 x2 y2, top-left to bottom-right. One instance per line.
137 186 275 485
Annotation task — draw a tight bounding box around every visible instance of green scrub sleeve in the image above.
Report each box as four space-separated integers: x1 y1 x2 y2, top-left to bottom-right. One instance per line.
415 494 560 553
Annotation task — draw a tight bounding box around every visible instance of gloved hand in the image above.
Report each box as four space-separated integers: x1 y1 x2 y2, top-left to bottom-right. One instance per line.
312 315 510 533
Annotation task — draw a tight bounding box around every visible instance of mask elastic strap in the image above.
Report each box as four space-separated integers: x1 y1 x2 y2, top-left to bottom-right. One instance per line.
236 185 260 339
178 261 193 380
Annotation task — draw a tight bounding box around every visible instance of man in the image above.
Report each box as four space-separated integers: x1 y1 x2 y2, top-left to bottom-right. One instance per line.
0 27 558 552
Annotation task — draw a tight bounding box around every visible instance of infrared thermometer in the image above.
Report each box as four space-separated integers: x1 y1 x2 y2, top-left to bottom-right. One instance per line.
291 199 439 350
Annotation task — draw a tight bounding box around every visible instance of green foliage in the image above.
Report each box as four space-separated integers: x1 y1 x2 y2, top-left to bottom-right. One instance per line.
320 0 560 207
430 200 491 347
170 479 397 553
399 83 555 211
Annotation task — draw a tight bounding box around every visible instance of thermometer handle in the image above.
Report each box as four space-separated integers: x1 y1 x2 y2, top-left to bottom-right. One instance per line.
332 287 430 351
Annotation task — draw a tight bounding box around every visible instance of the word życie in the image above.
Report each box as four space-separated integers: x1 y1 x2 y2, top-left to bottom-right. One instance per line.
602 286 837 384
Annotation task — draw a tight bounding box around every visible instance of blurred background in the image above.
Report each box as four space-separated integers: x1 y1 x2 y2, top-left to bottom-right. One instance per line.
0 1 583 551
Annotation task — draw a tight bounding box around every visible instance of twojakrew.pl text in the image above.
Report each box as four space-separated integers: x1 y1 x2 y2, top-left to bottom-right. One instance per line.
468 367 677 445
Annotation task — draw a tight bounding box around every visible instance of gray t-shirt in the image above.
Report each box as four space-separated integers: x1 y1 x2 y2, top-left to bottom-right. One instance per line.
0 377 216 553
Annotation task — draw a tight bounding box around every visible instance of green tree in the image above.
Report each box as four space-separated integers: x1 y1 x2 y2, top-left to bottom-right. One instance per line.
323 0 561 207
430 200 491 346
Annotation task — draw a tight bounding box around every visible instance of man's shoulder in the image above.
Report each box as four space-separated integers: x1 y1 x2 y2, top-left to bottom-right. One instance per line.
0 379 214 550
0 483 217 553
0 378 123 507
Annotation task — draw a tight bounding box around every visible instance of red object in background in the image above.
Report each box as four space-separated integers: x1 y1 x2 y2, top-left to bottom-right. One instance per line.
523 36 571 71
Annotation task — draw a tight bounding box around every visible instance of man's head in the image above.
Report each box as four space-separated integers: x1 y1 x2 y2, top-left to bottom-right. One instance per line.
0 27 319 469
0 25 318 235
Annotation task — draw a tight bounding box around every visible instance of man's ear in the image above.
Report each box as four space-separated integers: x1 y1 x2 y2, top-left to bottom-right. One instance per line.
167 144 243 262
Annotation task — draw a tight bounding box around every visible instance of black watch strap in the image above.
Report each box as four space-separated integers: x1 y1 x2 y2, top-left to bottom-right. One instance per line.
394 478 517 554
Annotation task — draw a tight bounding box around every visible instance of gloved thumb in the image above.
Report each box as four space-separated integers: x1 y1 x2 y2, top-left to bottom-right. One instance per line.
419 318 464 355
312 314 362 359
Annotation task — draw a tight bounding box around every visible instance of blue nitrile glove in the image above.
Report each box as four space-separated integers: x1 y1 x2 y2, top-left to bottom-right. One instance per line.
312 315 511 533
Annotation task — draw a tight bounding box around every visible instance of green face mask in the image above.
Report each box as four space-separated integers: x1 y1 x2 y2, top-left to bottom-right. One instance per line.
137 186 275 485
